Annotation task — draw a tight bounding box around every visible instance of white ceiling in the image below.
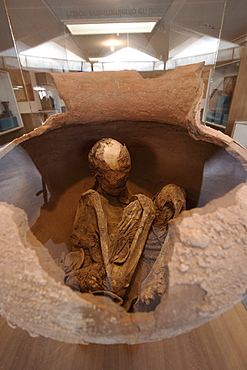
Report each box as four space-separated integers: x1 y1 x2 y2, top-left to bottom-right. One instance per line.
1 0 247 63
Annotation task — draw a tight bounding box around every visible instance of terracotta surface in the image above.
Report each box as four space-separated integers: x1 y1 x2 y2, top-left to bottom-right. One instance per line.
0 64 246 344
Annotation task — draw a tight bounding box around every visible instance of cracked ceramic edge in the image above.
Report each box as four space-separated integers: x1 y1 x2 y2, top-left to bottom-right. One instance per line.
0 65 246 344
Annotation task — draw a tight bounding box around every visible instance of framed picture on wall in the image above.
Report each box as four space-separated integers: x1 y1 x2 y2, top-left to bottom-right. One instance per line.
202 61 240 130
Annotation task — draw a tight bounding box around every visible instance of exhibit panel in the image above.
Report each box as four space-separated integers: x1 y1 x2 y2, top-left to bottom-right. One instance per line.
0 0 247 367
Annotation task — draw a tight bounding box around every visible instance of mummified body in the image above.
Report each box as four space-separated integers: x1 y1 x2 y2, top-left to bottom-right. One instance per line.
63 138 186 310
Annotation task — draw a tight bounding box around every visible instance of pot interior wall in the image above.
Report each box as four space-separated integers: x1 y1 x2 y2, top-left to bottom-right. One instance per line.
1 121 246 259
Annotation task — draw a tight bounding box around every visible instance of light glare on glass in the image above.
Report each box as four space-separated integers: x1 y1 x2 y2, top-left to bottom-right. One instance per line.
66 22 156 35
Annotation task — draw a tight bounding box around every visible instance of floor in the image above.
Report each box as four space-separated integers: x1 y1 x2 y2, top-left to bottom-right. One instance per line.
0 302 246 370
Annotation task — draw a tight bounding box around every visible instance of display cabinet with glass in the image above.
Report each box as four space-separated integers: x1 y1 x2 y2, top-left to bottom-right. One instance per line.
0 70 23 135
202 61 240 131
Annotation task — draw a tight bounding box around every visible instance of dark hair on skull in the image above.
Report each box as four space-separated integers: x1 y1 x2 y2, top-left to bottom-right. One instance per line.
88 138 131 176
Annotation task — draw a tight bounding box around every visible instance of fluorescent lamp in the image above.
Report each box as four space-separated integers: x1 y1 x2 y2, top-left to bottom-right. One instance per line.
104 39 121 47
89 58 102 62
66 22 156 35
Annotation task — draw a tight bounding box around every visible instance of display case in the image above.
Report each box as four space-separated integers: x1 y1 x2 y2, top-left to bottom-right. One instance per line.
202 61 240 130
0 70 23 135
0 1 247 365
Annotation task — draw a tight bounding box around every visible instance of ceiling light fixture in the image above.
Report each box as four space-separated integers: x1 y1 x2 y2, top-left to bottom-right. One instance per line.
104 39 121 47
66 22 157 35
89 57 102 62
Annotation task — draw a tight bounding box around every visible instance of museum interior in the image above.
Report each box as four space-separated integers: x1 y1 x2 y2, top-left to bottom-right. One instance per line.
0 0 247 145
0 1 247 369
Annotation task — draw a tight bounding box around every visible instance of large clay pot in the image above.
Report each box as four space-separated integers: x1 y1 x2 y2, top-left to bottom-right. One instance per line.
0 63 246 344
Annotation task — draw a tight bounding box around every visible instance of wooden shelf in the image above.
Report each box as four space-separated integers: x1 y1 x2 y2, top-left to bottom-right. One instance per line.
0 126 23 136
205 121 226 130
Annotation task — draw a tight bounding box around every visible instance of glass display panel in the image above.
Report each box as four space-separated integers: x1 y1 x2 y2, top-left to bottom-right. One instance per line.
202 60 240 129
1 0 247 349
